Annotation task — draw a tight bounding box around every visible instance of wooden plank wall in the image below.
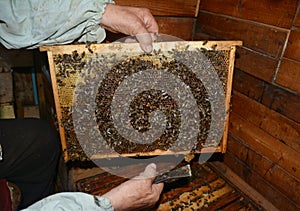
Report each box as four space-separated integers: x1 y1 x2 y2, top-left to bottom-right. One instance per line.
194 1 300 210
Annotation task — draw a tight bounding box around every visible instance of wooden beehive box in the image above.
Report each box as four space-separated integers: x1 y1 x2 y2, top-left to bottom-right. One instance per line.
40 40 242 161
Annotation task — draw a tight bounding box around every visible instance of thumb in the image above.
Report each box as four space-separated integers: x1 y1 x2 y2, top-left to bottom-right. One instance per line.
136 33 154 53
139 163 157 180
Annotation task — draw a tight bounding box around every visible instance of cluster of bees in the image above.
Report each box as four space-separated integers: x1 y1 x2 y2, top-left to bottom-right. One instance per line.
53 47 230 161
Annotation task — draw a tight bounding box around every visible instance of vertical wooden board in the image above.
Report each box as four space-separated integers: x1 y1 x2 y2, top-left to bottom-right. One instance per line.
114 0 200 17
232 69 265 101
224 152 300 211
232 91 300 153
275 58 300 93
13 69 35 106
235 47 277 82
0 72 13 103
33 51 53 122
46 51 69 161
156 17 195 41
199 0 297 29
196 11 288 58
284 29 300 62
262 83 300 124
40 72 56 124
221 45 238 153
229 112 300 180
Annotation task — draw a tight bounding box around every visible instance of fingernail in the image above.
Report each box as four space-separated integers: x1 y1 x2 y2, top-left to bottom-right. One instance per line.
148 163 156 170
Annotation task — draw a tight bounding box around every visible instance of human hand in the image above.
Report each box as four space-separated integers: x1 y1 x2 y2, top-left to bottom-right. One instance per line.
101 4 158 53
102 163 164 210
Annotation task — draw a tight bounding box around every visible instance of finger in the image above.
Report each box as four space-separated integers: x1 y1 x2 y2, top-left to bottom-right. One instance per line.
139 163 157 179
152 182 164 194
151 33 158 42
124 37 137 43
141 9 159 34
136 33 153 53
145 18 158 35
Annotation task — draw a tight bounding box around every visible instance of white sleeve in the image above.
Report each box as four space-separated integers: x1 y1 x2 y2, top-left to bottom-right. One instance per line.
22 192 114 211
0 0 114 49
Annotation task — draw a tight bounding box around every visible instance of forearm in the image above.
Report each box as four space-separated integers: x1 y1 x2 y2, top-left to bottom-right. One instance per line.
0 0 114 49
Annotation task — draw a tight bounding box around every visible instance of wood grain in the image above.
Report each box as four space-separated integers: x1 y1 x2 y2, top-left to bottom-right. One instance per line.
13 69 35 106
0 45 34 68
229 112 300 180
232 69 266 101
199 0 297 28
226 135 300 204
235 47 278 82
0 73 13 103
261 83 300 124
105 17 196 42
209 160 279 211
276 58 300 93
284 29 300 62
115 0 200 17
224 150 300 211
46 51 69 161
231 91 300 153
195 11 288 58
233 69 300 124
226 135 272 177
156 17 195 41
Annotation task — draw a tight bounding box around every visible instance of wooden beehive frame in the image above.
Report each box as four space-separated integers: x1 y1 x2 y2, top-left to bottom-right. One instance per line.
40 40 242 161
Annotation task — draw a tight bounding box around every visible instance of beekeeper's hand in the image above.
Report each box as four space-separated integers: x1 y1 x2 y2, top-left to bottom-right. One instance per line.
102 163 164 210
101 4 158 53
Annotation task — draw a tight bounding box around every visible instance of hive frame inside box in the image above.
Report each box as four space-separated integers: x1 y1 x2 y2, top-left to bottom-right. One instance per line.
40 41 242 161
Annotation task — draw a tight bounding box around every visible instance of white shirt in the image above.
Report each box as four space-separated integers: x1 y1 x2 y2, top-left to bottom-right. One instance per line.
0 0 114 49
22 192 114 211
